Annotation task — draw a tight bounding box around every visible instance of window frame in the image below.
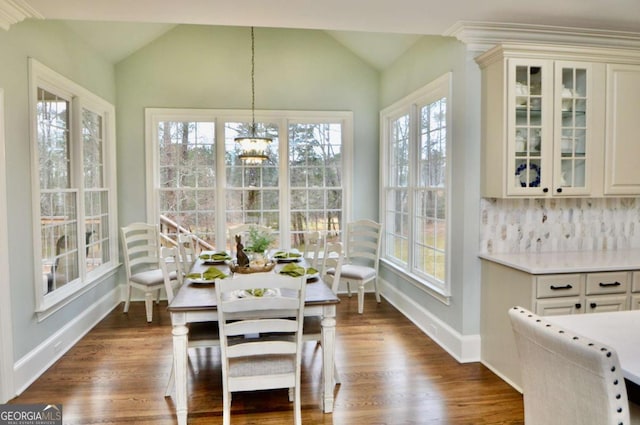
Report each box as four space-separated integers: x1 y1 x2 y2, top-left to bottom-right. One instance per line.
380 73 452 301
29 58 119 319
145 108 353 249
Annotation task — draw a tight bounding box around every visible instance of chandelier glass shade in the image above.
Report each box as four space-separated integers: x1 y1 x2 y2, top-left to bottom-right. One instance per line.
234 27 272 164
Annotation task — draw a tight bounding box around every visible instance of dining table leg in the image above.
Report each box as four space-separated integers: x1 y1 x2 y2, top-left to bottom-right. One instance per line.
171 313 189 425
321 304 337 413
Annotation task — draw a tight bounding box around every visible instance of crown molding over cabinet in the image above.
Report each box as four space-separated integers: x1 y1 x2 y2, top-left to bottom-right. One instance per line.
0 0 42 31
445 21 640 53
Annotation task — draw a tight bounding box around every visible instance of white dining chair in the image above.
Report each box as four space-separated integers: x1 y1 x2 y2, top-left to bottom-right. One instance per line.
303 241 343 384
329 219 382 314
215 273 306 425
120 222 166 322
509 306 640 425
177 232 199 272
301 230 322 269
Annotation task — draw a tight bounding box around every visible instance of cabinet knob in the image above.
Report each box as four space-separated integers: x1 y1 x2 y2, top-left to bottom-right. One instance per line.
575 303 582 309
542 187 549 193
556 187 563 193
590 302 597 309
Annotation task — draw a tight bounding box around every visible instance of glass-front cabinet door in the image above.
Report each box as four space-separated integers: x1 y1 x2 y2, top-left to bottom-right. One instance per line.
553 62 591 196
508 59 553 196
507 59 593 197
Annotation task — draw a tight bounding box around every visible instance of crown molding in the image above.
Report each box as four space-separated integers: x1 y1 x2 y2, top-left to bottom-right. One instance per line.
0 0 43 31
444 21 640 53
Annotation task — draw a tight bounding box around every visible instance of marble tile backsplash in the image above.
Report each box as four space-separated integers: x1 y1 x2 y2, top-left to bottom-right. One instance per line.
479 198 640 254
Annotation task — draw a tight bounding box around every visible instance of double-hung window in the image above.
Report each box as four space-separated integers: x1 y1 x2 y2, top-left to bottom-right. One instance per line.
380 73 451 297
30 59 118 316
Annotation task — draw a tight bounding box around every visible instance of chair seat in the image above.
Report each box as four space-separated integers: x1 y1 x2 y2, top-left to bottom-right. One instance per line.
130 268 167 286
335 264 376 281
230 354 295 377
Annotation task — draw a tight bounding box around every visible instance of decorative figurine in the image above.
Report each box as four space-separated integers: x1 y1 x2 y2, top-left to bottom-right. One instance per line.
235 235 250 267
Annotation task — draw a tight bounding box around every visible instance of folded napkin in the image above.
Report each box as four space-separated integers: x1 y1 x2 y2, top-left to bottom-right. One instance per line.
273 251 302 259
187 266 227 280
278 264 319 277
200 251 231 261
279 263 306 277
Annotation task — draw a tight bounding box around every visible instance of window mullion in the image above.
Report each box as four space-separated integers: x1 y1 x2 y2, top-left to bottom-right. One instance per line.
72 100 87 281
407 103 419 273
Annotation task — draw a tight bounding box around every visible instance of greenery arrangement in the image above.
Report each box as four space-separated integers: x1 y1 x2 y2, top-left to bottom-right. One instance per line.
246 226 275 253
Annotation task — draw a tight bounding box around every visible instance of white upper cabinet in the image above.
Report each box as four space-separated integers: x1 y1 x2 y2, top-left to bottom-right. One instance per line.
477 45 607 198
604 63 640 195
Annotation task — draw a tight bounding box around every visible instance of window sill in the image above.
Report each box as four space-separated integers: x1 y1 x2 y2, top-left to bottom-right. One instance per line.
380 258 451 306
36 265 119 322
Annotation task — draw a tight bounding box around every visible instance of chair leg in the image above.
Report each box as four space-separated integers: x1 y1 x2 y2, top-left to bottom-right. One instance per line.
357 284 365 314
222 391 231 425
156 288 162 304
373 278 381 303
144 292 154 322
294 385 302 425
346 281 352 297
123 284 132 313
333 364 341 385
288 387 294 402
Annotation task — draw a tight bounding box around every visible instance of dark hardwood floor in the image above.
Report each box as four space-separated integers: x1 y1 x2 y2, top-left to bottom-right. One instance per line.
10 294 524 424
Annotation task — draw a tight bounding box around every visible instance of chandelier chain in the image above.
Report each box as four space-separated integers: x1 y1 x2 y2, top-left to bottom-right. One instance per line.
250 26 256 135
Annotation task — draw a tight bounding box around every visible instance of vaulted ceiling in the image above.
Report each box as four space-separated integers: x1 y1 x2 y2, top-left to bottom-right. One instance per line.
3 0 640 69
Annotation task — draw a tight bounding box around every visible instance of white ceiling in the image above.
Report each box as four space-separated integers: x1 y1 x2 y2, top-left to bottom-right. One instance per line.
14 0 640 68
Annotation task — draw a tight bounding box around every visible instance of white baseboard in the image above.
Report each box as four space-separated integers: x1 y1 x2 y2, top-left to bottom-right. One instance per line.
378 277 481 363
13 286 122 396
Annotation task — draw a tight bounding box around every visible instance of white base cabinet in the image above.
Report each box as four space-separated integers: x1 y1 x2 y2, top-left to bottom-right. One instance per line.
481 260 640 390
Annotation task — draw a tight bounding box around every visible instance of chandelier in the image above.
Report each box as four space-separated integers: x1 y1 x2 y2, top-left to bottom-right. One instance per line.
234 27 272 165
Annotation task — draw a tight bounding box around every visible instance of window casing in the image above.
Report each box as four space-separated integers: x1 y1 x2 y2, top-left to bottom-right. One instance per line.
30 59 118 316
146 109 352 250
380 73 451 297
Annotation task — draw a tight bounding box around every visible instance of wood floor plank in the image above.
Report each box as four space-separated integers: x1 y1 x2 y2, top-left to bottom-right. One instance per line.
9 294 524 424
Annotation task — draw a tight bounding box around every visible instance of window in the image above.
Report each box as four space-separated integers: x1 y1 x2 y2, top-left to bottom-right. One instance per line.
30 59 118 315
380 73 451 297
146 110 352 251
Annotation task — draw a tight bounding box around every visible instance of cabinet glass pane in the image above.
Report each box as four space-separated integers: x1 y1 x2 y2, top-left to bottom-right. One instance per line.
560 67 587 189
514 65 543 190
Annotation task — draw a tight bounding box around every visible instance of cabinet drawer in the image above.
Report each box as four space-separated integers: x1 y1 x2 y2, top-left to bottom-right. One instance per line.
633 271 640 293
536 274 582 298
585 272 628 295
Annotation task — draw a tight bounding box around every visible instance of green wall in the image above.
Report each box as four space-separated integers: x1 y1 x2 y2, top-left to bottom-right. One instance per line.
0 19 117 359
379 36 483 336
115 25 380 226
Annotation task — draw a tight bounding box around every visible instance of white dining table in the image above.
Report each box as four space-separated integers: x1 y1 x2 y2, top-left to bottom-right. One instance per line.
167 258 340 425
545 310 640 385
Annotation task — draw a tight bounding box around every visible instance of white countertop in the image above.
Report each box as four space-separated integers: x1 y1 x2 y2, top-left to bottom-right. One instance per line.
479 249 640 274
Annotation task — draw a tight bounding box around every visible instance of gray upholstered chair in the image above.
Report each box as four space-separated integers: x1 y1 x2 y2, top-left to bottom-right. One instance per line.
509 306 640 425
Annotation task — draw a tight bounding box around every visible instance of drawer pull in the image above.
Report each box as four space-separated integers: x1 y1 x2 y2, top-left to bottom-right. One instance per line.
599 281 621 287
550 284 573 290
575 303 582 309
590 302 597 309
